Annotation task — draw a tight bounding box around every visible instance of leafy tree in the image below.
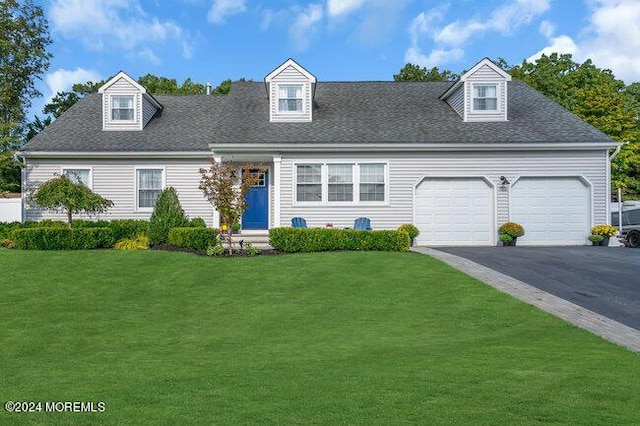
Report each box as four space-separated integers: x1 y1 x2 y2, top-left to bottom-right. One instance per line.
138 74 206 95
510 53 640 198
30 175 114 227
0 0 52 192
393 63 458 82
44 91 81 118
147 187 190 245
199 160 265 254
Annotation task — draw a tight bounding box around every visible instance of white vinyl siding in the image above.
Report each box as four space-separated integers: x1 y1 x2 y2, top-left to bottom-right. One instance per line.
62 168 91 187
278 151 607 240
142 97 157 127
445 85 465 119
136 168 164 210
25 159 215 225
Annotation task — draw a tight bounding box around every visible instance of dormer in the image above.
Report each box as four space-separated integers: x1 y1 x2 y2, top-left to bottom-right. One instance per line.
98 71 162 131
440 58 511 122
264 59 316 123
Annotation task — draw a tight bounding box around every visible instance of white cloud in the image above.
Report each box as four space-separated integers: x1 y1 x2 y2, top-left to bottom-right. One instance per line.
539 20 555 39
290 4 323 51
405 0 549 68
327 0 367 17
528 0 640 83
49 0 191 63
207 0 246 24
45 68 102 103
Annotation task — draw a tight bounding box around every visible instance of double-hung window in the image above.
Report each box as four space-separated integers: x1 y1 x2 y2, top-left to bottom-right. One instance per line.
62 168 91 187
137 169 163 209
359 164 385 202
473 85 497 111
296 164 322 202
328 164 353 202
111 95 134 121
296 163 386 204
278 85 303 112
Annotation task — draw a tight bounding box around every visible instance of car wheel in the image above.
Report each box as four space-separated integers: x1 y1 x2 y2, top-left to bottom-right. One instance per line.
627 230 640 248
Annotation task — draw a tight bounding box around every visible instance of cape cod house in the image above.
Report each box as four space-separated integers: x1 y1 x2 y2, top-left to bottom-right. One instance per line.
20 58 617 246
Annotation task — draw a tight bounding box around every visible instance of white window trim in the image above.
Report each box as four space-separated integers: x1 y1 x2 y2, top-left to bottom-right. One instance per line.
293 161 389 206
135 166 166 212
276 84 305 114
108 94 137 124
61 166 93 189
471 83 499 113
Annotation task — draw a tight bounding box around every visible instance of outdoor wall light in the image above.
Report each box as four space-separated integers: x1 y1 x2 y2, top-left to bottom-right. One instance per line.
499 175 510 185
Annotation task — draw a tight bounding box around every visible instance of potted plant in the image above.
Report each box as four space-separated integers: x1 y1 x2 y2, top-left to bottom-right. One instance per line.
588 234 604 246
498 222 525 246
590 224 618 246
398 224 420 246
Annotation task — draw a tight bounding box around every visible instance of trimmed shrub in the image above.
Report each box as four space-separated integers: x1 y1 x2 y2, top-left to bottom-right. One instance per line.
190 217 207 228
115 235 149 250
12 227 115 250
108 220 150 241
397 224 420 240
588 234 605 244
168 227 219 250
148 187 190 245
269 228 410 253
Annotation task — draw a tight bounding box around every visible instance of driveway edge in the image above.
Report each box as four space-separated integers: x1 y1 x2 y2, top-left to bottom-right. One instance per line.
412 247 640 353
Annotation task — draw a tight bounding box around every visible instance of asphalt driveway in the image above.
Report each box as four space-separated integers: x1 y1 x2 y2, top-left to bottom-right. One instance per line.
435 246 640 330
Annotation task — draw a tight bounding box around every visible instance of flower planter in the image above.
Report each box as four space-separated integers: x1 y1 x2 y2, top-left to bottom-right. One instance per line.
599 237 610 246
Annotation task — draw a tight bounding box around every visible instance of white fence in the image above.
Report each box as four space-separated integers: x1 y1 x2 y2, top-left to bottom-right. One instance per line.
0 198 22 223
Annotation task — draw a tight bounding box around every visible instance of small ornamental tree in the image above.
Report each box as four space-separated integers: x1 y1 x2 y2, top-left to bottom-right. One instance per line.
199 159 265 254
147 187 190 245
30 175 113 228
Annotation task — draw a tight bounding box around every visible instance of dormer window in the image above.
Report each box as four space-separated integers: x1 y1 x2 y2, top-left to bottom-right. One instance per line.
473 85 497 111
278 85 303 112
111 95 135 121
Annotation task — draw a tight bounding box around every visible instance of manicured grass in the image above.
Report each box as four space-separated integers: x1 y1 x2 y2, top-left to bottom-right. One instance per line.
0 250 638 425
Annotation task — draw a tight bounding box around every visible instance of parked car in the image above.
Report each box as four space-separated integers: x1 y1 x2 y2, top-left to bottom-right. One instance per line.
612 201 640 248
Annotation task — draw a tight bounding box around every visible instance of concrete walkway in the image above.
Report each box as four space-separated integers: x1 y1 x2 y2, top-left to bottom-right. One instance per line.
411 247 640 353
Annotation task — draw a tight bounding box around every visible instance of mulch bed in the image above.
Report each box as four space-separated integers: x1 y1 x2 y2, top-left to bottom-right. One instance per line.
150 244 281 257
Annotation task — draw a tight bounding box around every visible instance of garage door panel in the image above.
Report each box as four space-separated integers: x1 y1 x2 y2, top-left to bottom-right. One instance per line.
415 178 494 246
511 177 589 246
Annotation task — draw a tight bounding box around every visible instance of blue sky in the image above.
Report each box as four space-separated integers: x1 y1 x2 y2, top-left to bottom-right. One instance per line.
33 0 640 118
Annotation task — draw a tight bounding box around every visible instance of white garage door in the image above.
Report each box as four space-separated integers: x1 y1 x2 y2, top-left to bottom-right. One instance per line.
511 177 590 245
414 178 494 246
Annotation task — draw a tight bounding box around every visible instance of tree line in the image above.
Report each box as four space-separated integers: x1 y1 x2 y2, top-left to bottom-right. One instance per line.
2 0 639 198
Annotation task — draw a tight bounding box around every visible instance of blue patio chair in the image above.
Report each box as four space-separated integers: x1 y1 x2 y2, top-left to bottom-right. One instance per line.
354 217 372 231
291 217 308 228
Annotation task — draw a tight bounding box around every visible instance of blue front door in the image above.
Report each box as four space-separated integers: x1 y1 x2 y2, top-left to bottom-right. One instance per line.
242 169 268 229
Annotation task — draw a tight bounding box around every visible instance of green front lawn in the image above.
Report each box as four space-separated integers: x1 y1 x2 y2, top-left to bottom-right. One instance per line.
1 250 638 425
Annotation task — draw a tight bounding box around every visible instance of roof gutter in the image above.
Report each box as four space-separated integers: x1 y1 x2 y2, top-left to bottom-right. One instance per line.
609 142 626 161
209 141 617 153
17 151 213 159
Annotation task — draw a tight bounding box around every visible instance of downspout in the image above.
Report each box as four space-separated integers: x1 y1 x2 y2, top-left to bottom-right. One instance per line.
609 143 625 234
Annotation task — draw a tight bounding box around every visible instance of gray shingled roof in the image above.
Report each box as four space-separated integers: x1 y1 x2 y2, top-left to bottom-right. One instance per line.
23 80 611 153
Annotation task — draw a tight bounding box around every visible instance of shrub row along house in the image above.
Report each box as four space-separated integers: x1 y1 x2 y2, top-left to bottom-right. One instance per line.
20 58 616 246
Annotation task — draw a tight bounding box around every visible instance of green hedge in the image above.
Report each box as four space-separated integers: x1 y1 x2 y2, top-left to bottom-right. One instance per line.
168 227 219 250
269 228 410 253
1 219 150 242
12 227 115 250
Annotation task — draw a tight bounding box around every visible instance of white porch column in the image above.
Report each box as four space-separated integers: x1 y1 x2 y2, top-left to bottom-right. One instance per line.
211 154 222 228
273 155 282 228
